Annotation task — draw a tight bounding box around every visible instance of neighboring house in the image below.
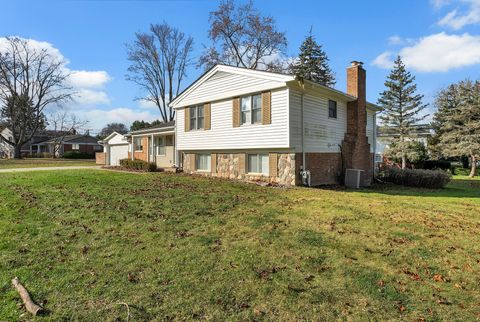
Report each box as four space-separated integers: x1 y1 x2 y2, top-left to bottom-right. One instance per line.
34 134 102 157
126 121 176 169
0 126 14 158
375 124 432 162
169 62 380 186
96 132 129 166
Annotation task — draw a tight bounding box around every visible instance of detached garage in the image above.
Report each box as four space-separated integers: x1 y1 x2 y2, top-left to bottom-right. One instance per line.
98 132 129 166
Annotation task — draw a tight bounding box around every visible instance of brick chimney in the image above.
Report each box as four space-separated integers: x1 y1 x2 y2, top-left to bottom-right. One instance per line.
341 61 372 186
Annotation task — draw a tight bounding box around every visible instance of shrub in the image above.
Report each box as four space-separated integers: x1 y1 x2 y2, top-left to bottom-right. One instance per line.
379 167 451 189
119 159 157 172
415 160 452 172
63 151 95 159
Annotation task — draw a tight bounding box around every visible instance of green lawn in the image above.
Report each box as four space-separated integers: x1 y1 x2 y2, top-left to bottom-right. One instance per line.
0 171 479 321
0 158 96 169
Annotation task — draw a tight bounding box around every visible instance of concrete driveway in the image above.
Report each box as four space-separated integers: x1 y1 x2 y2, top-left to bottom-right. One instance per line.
0 166 103 173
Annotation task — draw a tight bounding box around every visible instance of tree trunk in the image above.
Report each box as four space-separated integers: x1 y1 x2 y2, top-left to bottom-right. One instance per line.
401 155 406 169
13 145 22 159
469 154 477 178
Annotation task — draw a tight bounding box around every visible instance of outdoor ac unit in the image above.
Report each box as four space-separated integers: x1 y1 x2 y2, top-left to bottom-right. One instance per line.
345 169 364 189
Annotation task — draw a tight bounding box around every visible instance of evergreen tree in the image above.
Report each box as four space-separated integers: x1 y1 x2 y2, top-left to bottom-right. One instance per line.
378 56 428 168
289 31 335 87
432 80 480 177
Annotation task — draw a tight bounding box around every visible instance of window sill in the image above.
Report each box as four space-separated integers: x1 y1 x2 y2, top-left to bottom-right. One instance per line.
196 169 211 173
247 172 269 177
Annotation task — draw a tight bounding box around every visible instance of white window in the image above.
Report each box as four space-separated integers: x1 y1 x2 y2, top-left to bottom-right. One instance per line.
190 105 204 130
241 94 262 125
156 137 166 156
134 137 143 151
247 154 269 175
72 144 80 150
196 154 211 171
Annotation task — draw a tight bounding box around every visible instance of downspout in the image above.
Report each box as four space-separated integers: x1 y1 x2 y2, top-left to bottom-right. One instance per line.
298 79 310 186
373 111 377 177
131 135 134 160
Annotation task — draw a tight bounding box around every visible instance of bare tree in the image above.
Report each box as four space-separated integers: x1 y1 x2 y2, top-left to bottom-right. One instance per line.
126 23 194 122
199 0 288 72
48 110 87 158
0 37 73 158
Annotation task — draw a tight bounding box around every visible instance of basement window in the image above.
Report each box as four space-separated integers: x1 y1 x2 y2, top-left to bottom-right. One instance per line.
247 154 269 175
328 100 337 119
196 154 211 171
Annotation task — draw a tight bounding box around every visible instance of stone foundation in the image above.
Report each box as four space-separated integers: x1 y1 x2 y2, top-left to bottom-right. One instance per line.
183 152 296 186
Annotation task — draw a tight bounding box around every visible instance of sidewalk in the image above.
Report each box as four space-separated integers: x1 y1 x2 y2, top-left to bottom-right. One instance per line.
0 166 103 173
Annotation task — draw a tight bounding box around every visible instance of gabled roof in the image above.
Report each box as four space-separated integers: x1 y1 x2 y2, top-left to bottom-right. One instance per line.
99 131 127 143
169 64 294 108
0 134 14 146
127 121 175 136
169 64 381 110
39 134 100 145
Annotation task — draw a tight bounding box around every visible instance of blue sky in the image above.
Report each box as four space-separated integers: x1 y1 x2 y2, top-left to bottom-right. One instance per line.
2 0 480 132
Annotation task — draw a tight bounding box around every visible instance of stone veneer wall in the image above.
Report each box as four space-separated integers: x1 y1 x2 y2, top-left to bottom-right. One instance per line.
183 152 296 186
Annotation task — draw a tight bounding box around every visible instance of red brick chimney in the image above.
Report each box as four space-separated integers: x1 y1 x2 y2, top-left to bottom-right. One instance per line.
341 61 372 186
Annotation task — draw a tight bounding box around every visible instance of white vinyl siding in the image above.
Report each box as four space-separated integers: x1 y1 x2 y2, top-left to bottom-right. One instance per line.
289 89 348 153
174 71 289 107
196 154 211 171
177 88 289 150
366 109 375 153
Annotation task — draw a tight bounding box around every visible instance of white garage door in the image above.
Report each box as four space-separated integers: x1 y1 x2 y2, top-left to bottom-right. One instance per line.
109 144 128 166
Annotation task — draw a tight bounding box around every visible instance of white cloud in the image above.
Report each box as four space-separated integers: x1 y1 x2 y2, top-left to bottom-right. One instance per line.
76 107 158 131
437 0 480 29
138 99 159 109
69 70 111 88
74 89 110 105
0 37 112 106
373 32 480 72
372 51 394 69
388 35 404 45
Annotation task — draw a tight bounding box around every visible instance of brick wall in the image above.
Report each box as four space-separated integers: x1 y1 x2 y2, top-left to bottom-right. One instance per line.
129 137 149 161
297 153 342 185
96 152 106 165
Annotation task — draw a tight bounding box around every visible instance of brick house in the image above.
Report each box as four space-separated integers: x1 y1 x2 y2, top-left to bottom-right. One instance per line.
34 134 102 157
125 122 176 169
169 62 380 186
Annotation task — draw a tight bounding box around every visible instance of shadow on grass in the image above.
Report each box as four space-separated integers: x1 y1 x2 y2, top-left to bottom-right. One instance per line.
311 179 480 199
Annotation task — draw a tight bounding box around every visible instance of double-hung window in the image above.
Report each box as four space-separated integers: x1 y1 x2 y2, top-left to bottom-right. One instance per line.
247 154 269 175
196 154 211 171
241 94 262 125
72 143 80 150
156 137 166 156
134 137 143 151
190 104 205 130
328 100 337 119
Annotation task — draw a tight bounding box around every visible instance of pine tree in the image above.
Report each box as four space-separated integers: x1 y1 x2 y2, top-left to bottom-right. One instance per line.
378 56 428 168
289 31 335 87
432 80 480 177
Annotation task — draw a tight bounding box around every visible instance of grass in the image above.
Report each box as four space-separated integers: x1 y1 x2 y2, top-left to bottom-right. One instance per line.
0 170 479 321
0 158 96 169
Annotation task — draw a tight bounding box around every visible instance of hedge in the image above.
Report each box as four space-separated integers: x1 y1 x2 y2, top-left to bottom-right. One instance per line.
119 159 157 172
63 151 95 159
415 160 453 173
379 167 451 189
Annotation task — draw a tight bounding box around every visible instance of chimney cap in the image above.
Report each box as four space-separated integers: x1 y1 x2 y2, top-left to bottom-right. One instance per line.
350 60 364 67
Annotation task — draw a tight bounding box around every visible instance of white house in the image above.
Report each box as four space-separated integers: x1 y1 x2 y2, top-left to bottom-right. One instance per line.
170 62 380 186
0 126 14 158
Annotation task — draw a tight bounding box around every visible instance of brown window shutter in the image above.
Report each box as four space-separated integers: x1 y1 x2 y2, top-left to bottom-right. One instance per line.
204 103 211 130
232 97 240 127
211 153 217 173
190 153 196 171
262 91 271 125
184 107 190 132
269 153 278 177
238 153 246 175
